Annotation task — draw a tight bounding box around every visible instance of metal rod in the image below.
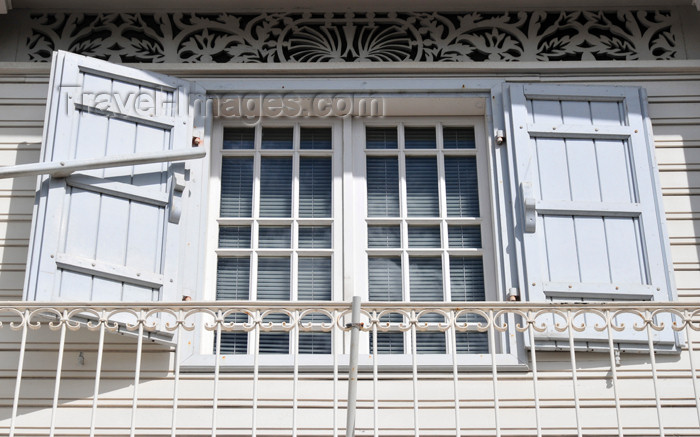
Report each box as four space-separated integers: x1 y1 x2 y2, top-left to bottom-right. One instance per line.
9 311 29 437
372 320 379 437
0 147 206 179
685 322 700 429
488 310 501 437
411 312 419 436
212 319 222 437
293 311 299 437
170 321 182 437
252 316 260 437
49 317 67 437
129 322 144 437
333 310 339 437
527 318 542 437
346 296 361 437
566 310 583 437
646 315 664 437
450 314 461 437
605 311 623 437
89 321 106 437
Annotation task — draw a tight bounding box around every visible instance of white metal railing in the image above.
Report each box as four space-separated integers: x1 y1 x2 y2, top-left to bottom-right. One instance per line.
1 300 700 436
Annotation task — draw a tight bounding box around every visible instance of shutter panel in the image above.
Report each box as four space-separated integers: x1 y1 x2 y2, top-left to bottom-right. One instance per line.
24 51 205 340
504 83 678 351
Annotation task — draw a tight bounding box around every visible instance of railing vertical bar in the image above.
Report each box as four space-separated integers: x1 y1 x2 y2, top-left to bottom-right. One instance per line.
252 315 260 437
129 321 144 437
450 311 461 437
212 317 222 437
646 313 664 437
49 313 67 437
411 311 419 436
9 310 29 437
527 315 542 437
346 296 361 437
605 310 623 437
333 310 338 437
170 317 183 437
685 322 700 429
488 309 500 437
89 321 106 437
566 310 582 437
372 319 378 437
293 311 299 437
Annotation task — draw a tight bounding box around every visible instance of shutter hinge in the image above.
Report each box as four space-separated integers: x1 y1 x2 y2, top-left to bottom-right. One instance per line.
495 129 506 146
507 288 520 301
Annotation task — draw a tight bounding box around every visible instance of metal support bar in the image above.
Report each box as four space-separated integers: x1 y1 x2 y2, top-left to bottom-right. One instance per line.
0 147 206 179
346 296 361 437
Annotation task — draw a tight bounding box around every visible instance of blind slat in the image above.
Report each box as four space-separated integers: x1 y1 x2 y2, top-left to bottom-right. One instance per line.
260 158 292 217
367 157 399 217
445 157 479 217
221 158 253 217
299 158 332 218
406 157 439 217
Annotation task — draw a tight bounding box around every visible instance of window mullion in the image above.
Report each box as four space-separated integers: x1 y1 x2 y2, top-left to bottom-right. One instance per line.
398 124 412 353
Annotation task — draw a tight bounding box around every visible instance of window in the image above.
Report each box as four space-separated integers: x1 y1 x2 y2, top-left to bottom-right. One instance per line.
24 51 680 360
208 122 341 354
360 121 492 354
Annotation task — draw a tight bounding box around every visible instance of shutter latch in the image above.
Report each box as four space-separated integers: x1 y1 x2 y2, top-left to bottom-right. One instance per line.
520 181 537 233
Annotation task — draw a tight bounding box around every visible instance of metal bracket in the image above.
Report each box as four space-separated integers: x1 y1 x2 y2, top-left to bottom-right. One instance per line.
169 162 187 224
507 287 520 301
520 181 537 233
495 129 506 145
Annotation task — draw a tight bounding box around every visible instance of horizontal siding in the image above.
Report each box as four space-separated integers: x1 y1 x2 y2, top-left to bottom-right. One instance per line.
0 72 699 434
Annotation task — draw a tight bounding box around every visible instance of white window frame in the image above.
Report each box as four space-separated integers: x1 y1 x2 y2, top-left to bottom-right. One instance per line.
199 118 344 356
181 92 526 370
350 116 498 355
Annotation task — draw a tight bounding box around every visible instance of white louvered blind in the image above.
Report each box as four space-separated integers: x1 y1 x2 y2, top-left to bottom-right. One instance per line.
216 125 335 354
365 124 489 354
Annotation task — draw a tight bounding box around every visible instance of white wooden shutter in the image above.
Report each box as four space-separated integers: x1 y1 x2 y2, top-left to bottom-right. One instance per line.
504 83 679 352
24 51 206 339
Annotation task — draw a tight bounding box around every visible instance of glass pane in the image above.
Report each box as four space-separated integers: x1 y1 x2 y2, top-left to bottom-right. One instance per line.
449 257 484 302
368 257 402 301
259 332 289 354
261 127 293 149
405 127 436 149
448 226 481 248
366 127 398 149
298 226 332 249
408 226 441 247
220 158 253 217
299 158 332 218
370 332 404 355
298 257 332 301
368 226 401 248
219 226 251 248
223 127 255 150
416 332 446 354
257 257 290 300
299 332 331 354
409 257 443 301
258 226 291 248
260 158 292 217
445 157 479 217
300 127 332 149
406 157 439 217
456 332 488 354
443 127 475 149
216 257 250 300
367 157 399 217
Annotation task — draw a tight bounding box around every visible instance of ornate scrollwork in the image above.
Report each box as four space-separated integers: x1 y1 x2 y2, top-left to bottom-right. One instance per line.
22 10 681 63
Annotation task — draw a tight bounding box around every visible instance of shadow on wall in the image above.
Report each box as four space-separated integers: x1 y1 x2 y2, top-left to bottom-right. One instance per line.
0 141 41 301
0 326 173 428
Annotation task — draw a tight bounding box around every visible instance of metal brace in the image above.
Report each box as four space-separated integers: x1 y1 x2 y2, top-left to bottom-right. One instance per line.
168 162 186 224
521 181 537 233
345 322 364 329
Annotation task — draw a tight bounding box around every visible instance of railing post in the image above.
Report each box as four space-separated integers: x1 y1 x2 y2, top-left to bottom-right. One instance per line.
346 296 361 437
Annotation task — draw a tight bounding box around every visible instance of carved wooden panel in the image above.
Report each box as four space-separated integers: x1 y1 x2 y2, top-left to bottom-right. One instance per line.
24 11 681 63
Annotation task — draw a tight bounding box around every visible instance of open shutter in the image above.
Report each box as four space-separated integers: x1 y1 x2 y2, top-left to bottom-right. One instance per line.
504 83 679 352
24 51 206 340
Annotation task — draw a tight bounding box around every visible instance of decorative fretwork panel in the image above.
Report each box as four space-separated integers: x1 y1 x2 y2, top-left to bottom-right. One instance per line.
23 10 682 63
